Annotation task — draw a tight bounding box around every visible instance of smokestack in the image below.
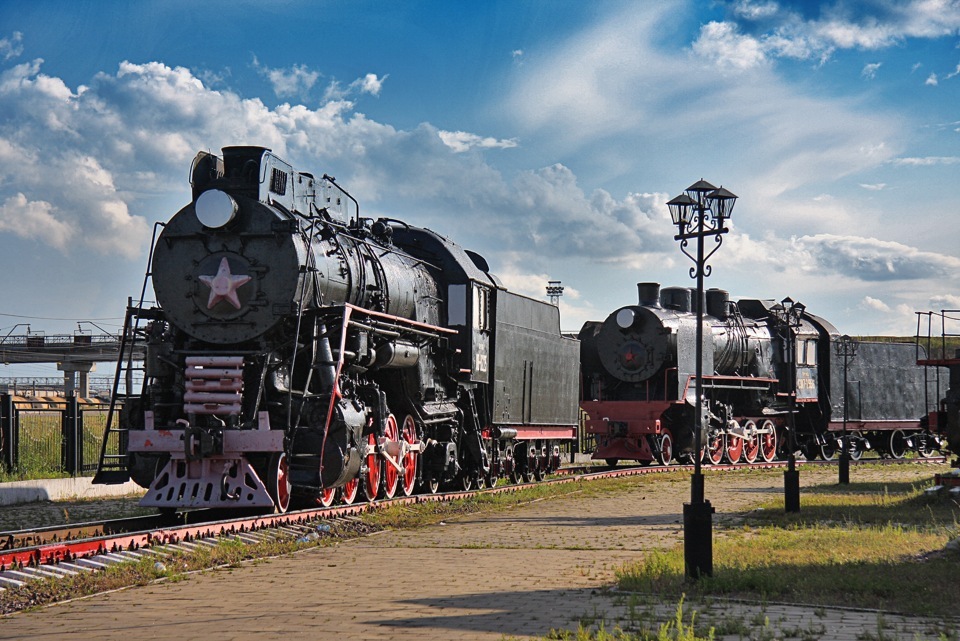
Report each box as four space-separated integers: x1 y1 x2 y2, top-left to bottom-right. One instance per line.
637 282 660 307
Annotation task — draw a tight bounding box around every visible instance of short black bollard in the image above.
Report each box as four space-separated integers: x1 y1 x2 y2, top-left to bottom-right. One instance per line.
838 452 850 484
683 499 715 579
784 469 800 512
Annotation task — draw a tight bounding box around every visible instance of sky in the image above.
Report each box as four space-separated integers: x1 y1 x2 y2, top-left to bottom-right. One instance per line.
1 0 959 380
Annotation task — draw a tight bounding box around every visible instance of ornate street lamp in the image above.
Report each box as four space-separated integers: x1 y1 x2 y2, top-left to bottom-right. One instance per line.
835 335 858 484
770 297 805 513
667 179 736 579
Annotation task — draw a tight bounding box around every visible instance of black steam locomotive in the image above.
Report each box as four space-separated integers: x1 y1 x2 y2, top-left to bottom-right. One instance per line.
95 146 579 512
580 282 944 466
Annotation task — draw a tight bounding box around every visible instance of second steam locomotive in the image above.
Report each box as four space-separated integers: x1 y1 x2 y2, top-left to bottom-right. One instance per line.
95 146 579 512
580 282 944 466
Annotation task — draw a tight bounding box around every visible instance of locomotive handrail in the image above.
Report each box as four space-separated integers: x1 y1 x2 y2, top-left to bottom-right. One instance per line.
340 303 458 334
679 373 778 402
322 174 359 224
319 305 354 478
703 374 779 384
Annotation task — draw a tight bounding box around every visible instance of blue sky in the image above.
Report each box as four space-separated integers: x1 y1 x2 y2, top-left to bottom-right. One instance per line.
1 0 959 379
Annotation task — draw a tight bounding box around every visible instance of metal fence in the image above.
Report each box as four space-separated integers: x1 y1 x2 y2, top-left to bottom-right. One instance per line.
0 394 112 477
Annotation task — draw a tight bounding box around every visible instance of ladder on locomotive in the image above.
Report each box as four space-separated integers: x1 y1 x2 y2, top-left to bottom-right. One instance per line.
93 223 164 484
915 309 960 419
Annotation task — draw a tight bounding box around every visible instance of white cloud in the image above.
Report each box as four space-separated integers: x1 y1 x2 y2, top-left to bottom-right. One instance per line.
929 294 960 309
858 182 886 190
861 62 882 79
0 193 75 249
322 72 388 102
438 130 519 153
0 63 155 258
926 72 939 85
890 156 960 165
505 2 900 206
707 1 960 67
0 56 676 273
733 1 780 20
693 21 768 70
0 32 22 61
253 56 319 99
862 296 891 312
357 73 385 96
795 234 960 281
814 18 898 50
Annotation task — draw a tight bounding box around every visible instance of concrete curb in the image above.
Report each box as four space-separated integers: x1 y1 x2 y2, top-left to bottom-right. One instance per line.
0 477 145 506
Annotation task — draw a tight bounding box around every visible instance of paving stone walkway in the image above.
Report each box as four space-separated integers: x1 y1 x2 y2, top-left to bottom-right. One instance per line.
1 465 956 640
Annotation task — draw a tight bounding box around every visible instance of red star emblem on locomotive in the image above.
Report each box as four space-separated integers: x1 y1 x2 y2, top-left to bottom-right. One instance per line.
199 257 251 310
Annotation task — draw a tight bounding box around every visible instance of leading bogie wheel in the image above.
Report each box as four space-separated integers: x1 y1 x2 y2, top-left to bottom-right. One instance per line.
265 452 291 514
382 414 400 500
759 420 778 463
400 415 418 496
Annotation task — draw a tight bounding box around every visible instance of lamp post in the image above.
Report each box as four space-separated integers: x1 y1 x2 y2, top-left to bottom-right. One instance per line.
835 335 858 484
546 281 564 306
771 297 805 513
667 179 737 579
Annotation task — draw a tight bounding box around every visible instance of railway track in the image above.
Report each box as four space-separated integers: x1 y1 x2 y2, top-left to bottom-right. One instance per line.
0 455 948 594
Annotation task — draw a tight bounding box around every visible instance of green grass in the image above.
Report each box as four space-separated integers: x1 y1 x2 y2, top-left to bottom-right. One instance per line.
616 477 960 618
0 409 109 482
536 598 715 641
362 472 688 531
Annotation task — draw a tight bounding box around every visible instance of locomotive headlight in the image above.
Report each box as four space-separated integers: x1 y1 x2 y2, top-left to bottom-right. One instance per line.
195 189 238 228
616 308 636 329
